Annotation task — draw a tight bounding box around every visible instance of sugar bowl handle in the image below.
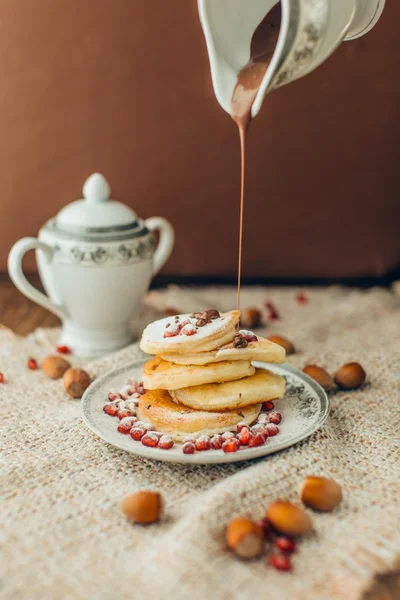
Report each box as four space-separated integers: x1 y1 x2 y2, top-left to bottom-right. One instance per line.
145 217 174 275
8 237 67 320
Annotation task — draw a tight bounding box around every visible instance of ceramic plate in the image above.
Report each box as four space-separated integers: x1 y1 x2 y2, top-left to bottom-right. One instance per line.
82 359 329 464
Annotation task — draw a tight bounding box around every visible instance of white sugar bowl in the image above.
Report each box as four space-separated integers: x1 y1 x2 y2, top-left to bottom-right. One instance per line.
8 173 174 356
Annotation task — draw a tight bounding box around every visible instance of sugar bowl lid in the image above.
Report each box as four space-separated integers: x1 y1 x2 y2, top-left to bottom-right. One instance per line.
44 173 147 241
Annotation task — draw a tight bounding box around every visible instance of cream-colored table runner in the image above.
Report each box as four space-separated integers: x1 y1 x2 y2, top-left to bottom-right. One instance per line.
1 286 399 600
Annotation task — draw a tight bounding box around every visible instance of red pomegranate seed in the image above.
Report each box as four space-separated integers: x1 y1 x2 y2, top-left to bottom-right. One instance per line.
108 390 121 402
159 435 174 450
222 438 240 453
103 403 119 417
164 322 181 338
270 553 292 572
195 436 211 451
118 411 130 420
263 401 275 412
0 372 4 383
236 422 248 433
248 433 265 448
117 417 137 434
266 423 280 437
237 427 252 445
276 537 296 554
130 427 146 441
27 358 38 370
265 301 280 321
239 330 258 342
182 441 196 454
141 432 159 448
296 292 308 305
56 345 72 354
257 517 274 539
210 434 223 450
181 324 197 336
269 412 282 425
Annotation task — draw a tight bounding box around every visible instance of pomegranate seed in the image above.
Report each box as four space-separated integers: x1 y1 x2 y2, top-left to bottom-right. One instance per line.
296 292 308 305
269 412 282 425
266 423 280 437
117 417 137 434
222 438 240 453
210 434 223 449
27 358 38 370
195 436 210 451
239 329 258 343
130 427 146 441
237 427 252 445
265 301 280 321
248 433 265 447
141 432 159 448
108 390 121 402
103 403 119 417
159 435 174 450
0 372 4 383
257 517 274 539
270 553 292 572
222 431 235 440
181 324 197 336
236 422 248 432
118 411 131 420
276 537 296 554
182 441 196 454
263 401 275 412
164 323 181 338
56 345 72 354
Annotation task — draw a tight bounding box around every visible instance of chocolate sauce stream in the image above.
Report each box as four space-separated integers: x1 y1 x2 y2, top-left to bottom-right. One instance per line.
231 3 282 311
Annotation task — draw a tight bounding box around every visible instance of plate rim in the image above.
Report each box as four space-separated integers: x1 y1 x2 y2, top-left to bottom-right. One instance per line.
81 359 330 465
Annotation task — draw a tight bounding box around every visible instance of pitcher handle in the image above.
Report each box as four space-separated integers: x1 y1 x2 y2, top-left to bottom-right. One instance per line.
144 217 174 276
8 237 67 320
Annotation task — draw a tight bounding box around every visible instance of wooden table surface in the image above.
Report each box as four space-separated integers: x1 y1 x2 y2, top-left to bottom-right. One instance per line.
1 274 398 600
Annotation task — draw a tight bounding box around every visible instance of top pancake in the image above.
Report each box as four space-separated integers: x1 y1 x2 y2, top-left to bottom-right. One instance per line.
160 335 285 366
140 310 240 354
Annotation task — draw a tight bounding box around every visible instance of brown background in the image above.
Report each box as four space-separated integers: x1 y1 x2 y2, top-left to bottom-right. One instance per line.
0 0 399 279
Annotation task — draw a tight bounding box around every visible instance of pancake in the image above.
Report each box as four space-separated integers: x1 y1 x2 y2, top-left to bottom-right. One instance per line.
138 389 261 441
169 368 285 411
140 310 240 355
142 355 255 391
160 335 285 366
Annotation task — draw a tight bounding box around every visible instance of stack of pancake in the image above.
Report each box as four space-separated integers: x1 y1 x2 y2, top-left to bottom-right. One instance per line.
139 309 286 442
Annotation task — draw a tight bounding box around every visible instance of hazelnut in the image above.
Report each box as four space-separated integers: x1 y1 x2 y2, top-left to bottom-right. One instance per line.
63 368 91 398
299 476 342 512
240 308 262 329
225 518 264 559
265 501 312 537
42 355 71 380
120 490 164 524
267 335 295 355
334 362 366 390
303 365 335 391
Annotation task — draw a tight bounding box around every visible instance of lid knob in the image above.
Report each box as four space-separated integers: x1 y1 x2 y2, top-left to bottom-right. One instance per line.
83 173 111 204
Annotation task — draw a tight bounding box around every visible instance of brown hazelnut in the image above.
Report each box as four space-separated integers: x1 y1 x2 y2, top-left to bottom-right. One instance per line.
334 362 366 390
240 308 262 329
303 365 335 391
299 476 342 512
266 501 312 537
267 335 295 355
225 518 264 559
42 355 71 380
63 368 91 398
120 490 164 524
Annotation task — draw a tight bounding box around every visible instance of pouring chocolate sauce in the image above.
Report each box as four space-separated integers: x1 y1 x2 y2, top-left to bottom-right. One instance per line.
231 3 282 310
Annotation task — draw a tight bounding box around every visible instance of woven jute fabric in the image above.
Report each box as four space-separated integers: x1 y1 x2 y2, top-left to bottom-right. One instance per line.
1 286 400 600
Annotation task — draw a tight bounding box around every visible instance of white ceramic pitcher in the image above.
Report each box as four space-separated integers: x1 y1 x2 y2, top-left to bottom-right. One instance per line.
198 0 385 118
8 173 174 357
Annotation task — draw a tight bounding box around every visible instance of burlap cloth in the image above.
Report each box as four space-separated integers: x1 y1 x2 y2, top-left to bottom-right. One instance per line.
1 286 400 600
